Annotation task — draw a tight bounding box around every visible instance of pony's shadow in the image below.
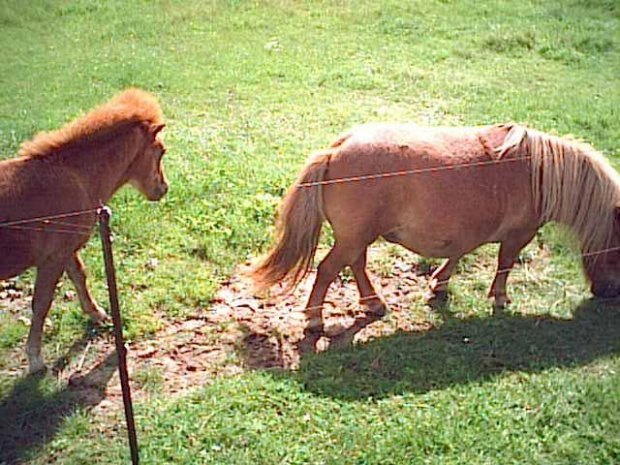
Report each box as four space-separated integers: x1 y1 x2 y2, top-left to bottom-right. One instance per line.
0 328 117 464
297 298 620 400
242 298 620 401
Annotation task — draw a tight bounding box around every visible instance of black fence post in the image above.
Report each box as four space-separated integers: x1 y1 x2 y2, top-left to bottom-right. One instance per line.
98 206 140 465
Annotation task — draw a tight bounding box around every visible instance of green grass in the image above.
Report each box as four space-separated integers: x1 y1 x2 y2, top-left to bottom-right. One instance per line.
0 0 619 463
21 347 620 464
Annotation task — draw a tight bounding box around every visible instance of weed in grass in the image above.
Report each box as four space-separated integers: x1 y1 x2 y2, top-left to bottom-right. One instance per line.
133 363 165 395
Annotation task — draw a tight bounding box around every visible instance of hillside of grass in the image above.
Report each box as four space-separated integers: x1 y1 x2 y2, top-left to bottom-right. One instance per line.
0 0 619 463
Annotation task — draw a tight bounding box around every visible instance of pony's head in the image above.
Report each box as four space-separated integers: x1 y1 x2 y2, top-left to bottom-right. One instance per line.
584 208 620 299
127 122 169 201
504 123 620 300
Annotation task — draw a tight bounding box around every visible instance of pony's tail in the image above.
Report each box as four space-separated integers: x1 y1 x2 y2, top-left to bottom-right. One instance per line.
249 151 331 293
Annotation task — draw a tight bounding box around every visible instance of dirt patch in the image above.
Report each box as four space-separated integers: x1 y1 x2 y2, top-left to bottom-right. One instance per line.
94 244 439 406
1 243 494 412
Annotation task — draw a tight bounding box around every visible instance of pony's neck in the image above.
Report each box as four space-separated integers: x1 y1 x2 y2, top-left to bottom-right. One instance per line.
524 129 620 255
60 126 143 205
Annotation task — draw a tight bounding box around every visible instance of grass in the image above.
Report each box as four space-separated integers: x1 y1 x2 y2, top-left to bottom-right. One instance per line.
0 0 619 463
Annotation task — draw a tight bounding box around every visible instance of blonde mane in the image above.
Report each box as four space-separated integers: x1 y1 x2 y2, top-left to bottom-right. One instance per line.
499 124 620 255
19 88 163 159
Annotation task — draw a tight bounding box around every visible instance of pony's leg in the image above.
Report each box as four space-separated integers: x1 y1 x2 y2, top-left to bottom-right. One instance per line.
489 232 536 308
351 250 387 317
66 253 108 323
299 241 364 353
427 257 461 300
27 261 66 373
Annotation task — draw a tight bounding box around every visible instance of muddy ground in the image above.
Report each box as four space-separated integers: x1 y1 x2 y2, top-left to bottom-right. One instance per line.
1 244 450 413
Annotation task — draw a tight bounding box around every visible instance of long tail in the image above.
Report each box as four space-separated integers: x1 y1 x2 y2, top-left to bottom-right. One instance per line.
249 151 332 293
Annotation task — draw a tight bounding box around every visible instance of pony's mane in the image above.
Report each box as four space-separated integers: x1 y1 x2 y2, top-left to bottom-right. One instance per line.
19 88 163 159
498 123 620 255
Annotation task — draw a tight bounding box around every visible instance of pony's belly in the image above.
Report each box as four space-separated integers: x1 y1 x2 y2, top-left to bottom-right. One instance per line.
382 227 472 258
0 233 40 279
0 255 32 280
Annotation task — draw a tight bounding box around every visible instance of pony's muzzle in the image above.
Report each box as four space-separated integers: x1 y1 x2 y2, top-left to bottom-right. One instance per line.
591 282 620 299
148 182 168 201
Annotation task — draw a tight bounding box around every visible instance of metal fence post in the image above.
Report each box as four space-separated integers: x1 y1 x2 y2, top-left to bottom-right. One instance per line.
98 206 139 465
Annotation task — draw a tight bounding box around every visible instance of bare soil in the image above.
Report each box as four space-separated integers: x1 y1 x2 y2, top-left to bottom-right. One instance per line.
1 244 441 412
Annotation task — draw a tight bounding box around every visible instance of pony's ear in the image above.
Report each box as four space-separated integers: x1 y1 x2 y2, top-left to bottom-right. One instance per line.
150 123 165 137
141 122 165 138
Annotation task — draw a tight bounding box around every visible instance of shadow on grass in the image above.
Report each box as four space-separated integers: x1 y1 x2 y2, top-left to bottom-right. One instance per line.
0 329 116 464
297 298 620 400
245 298 620 401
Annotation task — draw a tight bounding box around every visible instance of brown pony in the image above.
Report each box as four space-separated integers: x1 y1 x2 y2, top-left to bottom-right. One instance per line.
0 89 168 373
250 123 620 351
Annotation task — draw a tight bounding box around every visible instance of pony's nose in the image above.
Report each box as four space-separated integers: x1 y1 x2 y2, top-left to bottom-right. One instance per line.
591 282 620 299
148 183 168 201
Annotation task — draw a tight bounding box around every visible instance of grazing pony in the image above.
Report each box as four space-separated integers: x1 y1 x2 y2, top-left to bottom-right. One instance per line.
0 89 168 373
250 123 620 351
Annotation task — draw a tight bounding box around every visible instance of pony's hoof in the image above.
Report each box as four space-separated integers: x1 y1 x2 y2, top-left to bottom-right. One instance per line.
297 329 323 355
329 331 355 350
92 309 110 324
27 360 47 376
426 289 449 305
365 300 388 318
492 295 511 313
